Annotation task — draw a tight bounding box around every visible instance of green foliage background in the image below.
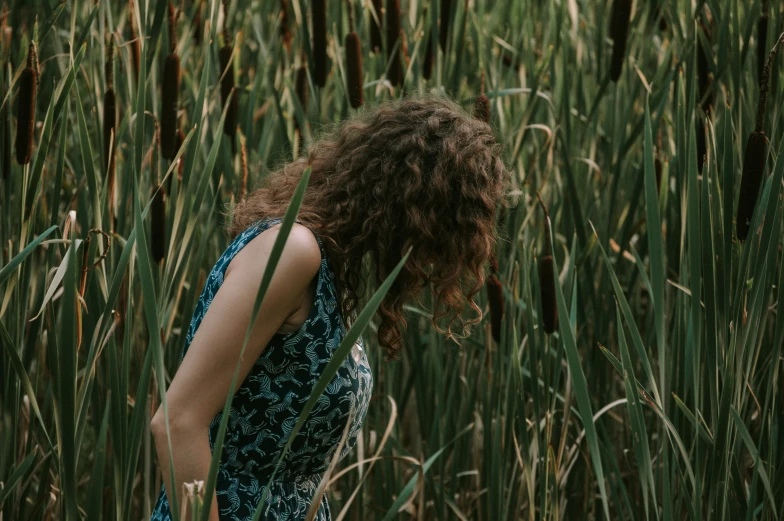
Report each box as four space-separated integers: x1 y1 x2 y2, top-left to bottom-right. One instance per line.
1 0 783 520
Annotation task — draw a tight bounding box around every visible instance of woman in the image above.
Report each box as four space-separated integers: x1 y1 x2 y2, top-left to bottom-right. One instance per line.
149 93 512 521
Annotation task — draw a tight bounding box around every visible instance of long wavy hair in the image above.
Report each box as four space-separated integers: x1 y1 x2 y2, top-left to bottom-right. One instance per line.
225 93 513 360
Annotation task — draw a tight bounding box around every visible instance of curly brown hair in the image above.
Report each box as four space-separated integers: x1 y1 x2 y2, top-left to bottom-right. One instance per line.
225 93 513 360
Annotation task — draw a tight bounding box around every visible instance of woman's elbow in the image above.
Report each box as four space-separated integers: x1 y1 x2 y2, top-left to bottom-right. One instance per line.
150 407 202 440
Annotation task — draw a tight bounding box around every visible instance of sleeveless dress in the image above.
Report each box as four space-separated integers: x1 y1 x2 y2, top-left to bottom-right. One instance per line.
150 216 373 521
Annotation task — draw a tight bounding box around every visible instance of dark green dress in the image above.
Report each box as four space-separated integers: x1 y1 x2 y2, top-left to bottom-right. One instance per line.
150 217 373 520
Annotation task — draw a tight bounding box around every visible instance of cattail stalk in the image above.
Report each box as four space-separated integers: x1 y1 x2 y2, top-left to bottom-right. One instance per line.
151 185 167 262
757 0 768 80
609 0 631 83
345 3 364 108
295 59 309 156
161 3 180 160
370 0 383 53
15 41 37 165
736 32 784 241
386 0 403 86
312 0 328 87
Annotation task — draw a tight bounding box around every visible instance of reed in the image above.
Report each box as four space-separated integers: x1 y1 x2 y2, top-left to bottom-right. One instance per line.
2 60 8 179
473 72 490 123
312 0 329 87
193 0 203 45
609 0 631 82
486 272 503 343
697 18 713 113
422 28 433 80
15 41 36 165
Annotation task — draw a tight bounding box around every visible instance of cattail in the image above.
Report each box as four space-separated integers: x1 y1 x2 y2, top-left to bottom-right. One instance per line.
474 71 490 123
176 127 185 181
295 60 309 156
15 41 37 165
501 52 519 71
486 273 503 343
697 20 713 113
129 0 141 81
345 33 363 108
439 0 451 52
280 0 292 51
369 0 383 53
474 94 490 124
736 32 783 241
609 0 631 83
757 0 768 80
537 199 558 334
422 29 434 80
219 42 238 149
104 40 117 228
160 4 180 160
2 61 10 179
151 185 167 262
312 0 328 87
193 0 203 45
737 132 767 241
386 0 403 86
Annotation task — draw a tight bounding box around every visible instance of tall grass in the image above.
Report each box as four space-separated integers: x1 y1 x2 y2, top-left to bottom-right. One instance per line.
1 0 783 520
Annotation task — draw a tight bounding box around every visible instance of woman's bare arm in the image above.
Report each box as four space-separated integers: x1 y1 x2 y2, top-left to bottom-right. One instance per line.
150 224 321 521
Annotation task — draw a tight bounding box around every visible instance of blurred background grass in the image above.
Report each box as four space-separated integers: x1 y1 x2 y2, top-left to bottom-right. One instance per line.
1 0 784 519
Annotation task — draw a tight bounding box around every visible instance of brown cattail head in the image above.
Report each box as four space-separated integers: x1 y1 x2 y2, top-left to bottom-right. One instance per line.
105 35 115 89
474 94 490 124
129 0 141 81
151 185 167 262
736 131 768 241
219 43 238 147
439 0 451 52
501 52 519 71
538 206 558 334
280 0 292 51
386 0 404 86
486 274 504 343
609 0 631 82
160 53 180 160
103 89 116 177
239 131 248 199
489 254 499 275
15 41 37 165
370 0 383 53
312 0 328 87
193 0 203 45
296 60 309 112
345 32 364 108
423 29 433 80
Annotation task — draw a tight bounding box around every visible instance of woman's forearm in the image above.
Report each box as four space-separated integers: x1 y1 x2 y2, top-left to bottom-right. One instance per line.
151 420 221 521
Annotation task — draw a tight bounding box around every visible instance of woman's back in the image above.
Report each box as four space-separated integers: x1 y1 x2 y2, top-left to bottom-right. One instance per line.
150 216 373 521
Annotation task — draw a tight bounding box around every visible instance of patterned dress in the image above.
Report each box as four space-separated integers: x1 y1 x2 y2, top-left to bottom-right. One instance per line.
150 217 373 521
